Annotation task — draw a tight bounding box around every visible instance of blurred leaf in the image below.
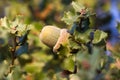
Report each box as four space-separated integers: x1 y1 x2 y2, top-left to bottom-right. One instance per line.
118 23 120 33
0 26 9 42
6 72 13 80
5 2 30 19
71 1 85 12
12 66 23 80
32 22 43 30
0 17 10 29
24 62 42 73
34 72 49 80
88 47 101 79
0 0 120 80
69 74 80 80
62 55 74 72
0 61 9 79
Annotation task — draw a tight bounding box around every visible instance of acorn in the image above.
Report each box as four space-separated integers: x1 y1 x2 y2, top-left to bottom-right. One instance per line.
39 25 69 52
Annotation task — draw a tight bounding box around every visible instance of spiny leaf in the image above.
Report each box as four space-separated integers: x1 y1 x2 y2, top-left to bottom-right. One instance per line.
57 45 70 57
74 29 92 43
93 30 108 44
10 16 32 36
0 16 32 36
61 11 79 25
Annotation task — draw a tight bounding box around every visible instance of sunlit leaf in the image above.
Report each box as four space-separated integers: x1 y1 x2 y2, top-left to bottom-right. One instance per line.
61 11 79 25
93 30 108 44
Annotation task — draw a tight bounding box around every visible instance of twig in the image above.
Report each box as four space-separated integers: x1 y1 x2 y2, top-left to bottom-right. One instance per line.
9 35 17 73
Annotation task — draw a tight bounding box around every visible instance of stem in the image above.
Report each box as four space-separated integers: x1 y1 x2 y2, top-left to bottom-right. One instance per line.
9 35 17 73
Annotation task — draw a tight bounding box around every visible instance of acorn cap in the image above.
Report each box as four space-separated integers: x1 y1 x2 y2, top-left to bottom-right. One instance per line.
39 25 61 48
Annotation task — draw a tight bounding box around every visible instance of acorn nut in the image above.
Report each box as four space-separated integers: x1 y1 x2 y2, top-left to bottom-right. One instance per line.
39 25 69 52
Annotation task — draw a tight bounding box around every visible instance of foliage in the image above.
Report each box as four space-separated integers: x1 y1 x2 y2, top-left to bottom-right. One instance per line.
0 0 120 80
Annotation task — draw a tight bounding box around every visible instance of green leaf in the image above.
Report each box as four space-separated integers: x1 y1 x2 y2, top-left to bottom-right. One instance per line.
88 47 101 79
93 30 108 44
25 62 41 73
0 16 32 36
10 16 32 36
61 11 79 25
71 1 85 12
62 55 74 72
57 45 70 57
74 29 92 43
69 39 81 50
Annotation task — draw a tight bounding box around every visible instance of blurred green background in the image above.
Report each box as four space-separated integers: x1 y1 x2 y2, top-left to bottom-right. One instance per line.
0 0 120 80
